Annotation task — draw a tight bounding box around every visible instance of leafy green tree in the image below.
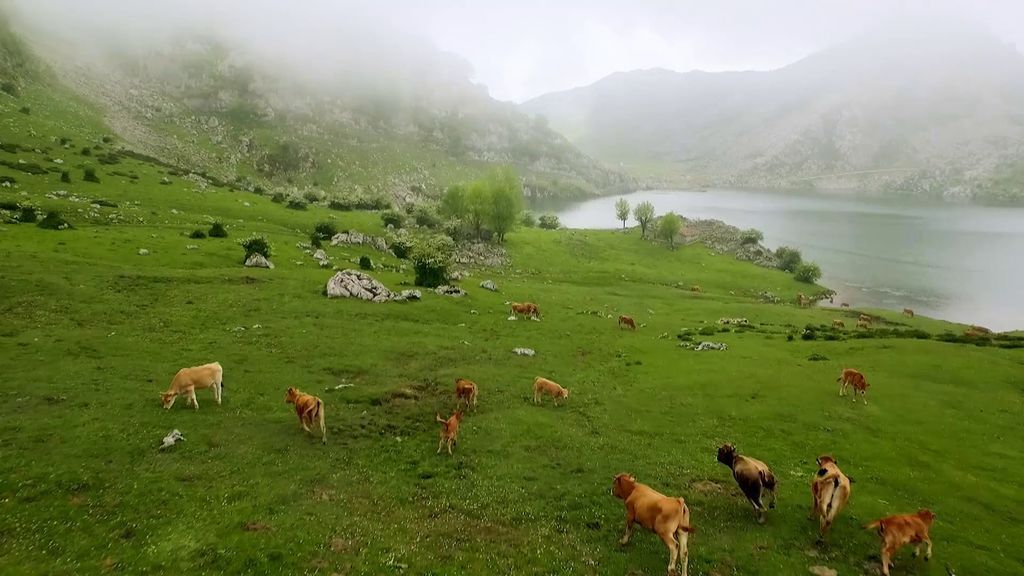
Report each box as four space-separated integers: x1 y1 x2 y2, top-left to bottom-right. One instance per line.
775 246 802 272
465 180 490 239
658 212 683 248
615 198 630 229
440 184 467 218
794 262 822 284
633 201 655 238
484 167 523 242
520 211 536 228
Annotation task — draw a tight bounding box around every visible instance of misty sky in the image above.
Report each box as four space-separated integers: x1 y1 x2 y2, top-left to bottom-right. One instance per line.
8 0 1024 102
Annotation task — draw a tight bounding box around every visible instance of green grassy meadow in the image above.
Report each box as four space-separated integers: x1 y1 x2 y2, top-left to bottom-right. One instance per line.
2 82 1024 576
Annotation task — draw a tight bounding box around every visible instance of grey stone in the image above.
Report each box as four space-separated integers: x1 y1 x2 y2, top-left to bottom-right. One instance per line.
479 280 498 292
244 253 274 269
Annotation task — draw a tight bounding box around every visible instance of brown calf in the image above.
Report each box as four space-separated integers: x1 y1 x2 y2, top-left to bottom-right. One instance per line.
810 455 851 540
902 308 915 318
832 319 846 328
435 410 464 455
510 301 540 319
612 473 694 576
618 315 637 330
837 368 869 403
454 378 478 409
285 387 326 444
865 509 935 576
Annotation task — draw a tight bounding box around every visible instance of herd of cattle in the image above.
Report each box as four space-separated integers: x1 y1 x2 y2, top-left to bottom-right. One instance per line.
158 297 936 576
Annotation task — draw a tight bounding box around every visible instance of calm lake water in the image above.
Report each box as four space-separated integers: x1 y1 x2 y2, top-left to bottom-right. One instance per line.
553 189 1024 332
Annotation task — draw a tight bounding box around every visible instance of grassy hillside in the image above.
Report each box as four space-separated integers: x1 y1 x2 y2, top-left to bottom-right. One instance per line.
3 83 1024 575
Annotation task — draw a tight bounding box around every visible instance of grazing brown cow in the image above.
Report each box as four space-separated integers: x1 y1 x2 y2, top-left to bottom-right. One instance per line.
840 302 850 308
832 319 846 328
510 301 540 320
797 293 812 307
285 387 326 444
837 368 869 403
717 444 777 524
858 314 872 323
690 285 702 293
612 473 694 576
810 455 851 540
865 509 935 576
857 319 871 329
618 315 637 330
161 362 223 410
454 378 478 409
435 410 464 455
903 308 915 318
532 376 569 406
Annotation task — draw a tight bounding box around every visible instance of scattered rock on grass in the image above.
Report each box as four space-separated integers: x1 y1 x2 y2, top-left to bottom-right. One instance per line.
325 270 394 302
512 347 535 356
480 280 498 292
244 253 274 269
137 248 149 256
435 285 466 297
682 341 729 351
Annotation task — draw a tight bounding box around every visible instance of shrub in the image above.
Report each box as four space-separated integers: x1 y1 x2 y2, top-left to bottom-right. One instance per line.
208 221 228 238
411 204 442 228
313 221 337 241
775 246 802 272
0 201 19 210
92 199 117 208
801 327 816 341
381 209 405 229
83 167 100 183
60 170 71 183
411 235 455 288
520 211 536 228
102 135 114 144
189 229 207 239
239 234 272 260
18 205 37 223
80 146 92 156
358 255 373 270
740 228 764 245
442 218 471 242
18 106 30 115
270 192 286 204
0 80 17 96
0 143 19 153
698 325 717 336
538 213 560 229
390 231 414 259
303 189 322 204
286 197 307 210
37 210 71 230
794 262 822 284
310 233 322 249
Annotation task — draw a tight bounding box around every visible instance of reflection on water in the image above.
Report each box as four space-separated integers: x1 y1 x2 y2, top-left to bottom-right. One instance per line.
551 189 1024 331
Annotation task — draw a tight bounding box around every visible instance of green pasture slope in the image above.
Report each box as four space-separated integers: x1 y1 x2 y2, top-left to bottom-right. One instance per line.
2 79 1024 576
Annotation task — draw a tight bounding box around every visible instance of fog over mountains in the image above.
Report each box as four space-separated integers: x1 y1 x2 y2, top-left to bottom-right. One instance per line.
523 22 1024 200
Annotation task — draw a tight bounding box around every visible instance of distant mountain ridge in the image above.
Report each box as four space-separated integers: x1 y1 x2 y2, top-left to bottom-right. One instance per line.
522 25 1024 201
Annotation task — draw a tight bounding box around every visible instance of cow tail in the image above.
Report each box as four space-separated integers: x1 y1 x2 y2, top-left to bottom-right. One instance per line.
678 499 696 533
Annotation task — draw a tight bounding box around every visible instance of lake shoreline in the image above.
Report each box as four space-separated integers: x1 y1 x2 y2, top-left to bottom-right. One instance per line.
553 188 1024 332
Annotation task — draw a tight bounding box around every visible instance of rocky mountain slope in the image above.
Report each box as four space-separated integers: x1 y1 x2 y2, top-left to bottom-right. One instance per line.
1 14 632 203
523 24 1024 201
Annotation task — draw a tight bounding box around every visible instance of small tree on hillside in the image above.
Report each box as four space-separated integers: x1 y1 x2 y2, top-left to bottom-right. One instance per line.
484 167 523 242
633 201 655 238
440 184 468 219
465 180 490 239
740 228 764 245
658 212 683 248
775 246 802 272
615 198 630 229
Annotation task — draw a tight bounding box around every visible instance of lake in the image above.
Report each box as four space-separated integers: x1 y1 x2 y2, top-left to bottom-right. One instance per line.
553 189 1024 332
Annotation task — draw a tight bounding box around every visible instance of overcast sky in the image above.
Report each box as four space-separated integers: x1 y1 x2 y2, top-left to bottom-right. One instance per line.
8 0 1024 102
